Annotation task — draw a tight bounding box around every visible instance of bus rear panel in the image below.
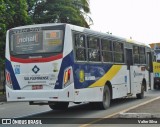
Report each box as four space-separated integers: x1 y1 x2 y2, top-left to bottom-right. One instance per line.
6 24 75 103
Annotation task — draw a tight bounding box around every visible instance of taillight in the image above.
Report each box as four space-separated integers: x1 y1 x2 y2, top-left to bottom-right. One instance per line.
68 69 71 80
5 70 12 88
63 68 72 87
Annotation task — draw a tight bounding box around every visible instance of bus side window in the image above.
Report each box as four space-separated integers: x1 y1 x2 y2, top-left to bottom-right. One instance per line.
133 46 146 64
74 34 86 61
133 46 140 64
101 39 113 62
113 41 124 63
139 47 146 64
87 36 100 62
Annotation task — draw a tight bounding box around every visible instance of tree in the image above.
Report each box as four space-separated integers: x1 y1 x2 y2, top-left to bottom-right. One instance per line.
4 0 31 29
29 0 92 28
0 0 31 67
0 0 6 42
0 0 6 67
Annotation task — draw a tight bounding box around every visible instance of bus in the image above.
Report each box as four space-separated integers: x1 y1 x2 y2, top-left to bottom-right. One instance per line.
149 42 160 89
5 23 153 110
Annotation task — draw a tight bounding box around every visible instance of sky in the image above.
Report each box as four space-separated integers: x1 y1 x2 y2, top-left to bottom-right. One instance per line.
89 0 160 44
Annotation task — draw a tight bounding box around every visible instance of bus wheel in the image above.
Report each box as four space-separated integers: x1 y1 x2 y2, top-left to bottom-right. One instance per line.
49 102 69 110
98 85 111 110
136 83 145 99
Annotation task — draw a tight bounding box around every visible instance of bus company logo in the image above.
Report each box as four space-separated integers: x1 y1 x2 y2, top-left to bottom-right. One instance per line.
79 70 85 83
32 65 40 74
134 71 143 77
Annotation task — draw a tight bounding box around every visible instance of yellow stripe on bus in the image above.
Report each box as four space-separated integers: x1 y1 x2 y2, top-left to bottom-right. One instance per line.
89 65 122 88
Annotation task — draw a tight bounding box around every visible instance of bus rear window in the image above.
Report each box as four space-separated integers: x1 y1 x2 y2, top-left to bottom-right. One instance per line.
10 30 63 55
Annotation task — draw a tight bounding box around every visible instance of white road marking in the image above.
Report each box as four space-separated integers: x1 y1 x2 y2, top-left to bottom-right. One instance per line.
80 96 160 127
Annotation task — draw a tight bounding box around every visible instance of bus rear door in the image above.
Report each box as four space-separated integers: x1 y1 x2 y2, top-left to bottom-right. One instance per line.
126 49 133 94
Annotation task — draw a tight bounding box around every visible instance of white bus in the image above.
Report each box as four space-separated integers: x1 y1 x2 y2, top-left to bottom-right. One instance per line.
5 23 153 110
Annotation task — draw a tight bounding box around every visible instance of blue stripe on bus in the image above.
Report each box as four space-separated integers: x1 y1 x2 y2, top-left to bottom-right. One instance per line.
73 63 113 89
5 59 20 90
55 51 113 89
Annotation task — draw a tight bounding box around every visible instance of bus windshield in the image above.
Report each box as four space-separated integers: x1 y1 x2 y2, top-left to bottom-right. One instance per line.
10 28 64 55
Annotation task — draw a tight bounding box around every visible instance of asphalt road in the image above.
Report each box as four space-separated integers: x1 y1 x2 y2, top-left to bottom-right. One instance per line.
0 89 160 127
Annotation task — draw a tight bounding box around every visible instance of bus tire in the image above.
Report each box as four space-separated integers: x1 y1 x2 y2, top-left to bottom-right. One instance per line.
136 83 145 99
49 102 69 110
98 85 111 110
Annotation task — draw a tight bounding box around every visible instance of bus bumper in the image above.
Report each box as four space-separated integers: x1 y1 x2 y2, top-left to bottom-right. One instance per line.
6 83 75 102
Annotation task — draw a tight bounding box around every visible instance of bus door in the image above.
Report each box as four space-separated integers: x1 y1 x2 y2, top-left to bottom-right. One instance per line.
126 49 133 94
147 52 153 89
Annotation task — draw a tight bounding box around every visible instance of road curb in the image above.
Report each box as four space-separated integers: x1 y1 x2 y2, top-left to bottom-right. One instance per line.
119 113 160 118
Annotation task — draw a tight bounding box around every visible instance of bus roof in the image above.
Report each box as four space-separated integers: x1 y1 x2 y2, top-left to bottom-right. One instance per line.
69 24 150 48
9 23 66 30
9 23 150 48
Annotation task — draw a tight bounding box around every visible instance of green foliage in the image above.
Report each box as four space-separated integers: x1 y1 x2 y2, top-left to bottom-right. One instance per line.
30 0 92 27
4 0 31 28
0 0 7 63
0 0 6 39
0 0 31 69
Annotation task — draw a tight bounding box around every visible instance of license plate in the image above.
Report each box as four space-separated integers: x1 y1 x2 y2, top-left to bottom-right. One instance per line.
32 85 43 90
